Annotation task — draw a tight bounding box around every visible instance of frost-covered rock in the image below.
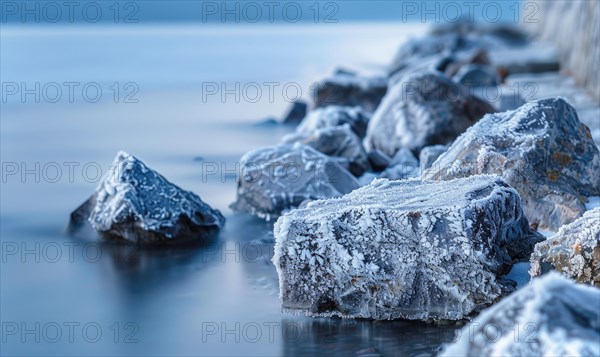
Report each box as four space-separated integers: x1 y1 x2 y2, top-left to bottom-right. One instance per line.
273 175 542 320
367 150 391 172
380 148 419 180
453 64 499 87
314 72 387 113
297 106 370 139
68 151 225 244
530 207 600 285
282 124 370 176
282 100 308 125
231 143 359 221
389 33 478 76
419 144 449 171
439 272 600 357
364 71 496 156
422 97 600 230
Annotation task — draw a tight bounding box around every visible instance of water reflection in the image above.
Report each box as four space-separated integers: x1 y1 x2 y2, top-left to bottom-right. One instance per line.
280 317 460 357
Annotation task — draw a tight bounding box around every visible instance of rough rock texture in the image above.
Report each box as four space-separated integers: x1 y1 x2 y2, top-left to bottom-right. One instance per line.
365 71 496 156
422 97 600 231
68 151 225 244
440 272 600 357
282 100 308 125
297 106 370 139
314 72 387 113
273 175 542 320
231 143 359 221
419 144 448 171
282 124 370 177
380 148 419 180
530 207 600 285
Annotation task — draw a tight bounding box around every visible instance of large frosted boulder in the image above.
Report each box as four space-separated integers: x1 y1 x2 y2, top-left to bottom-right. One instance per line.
231 143 359 221
297 106 370 139
530 207 600 285
422 97 600 230
282 124 370 176
273 175 542 320
364 71 495 157
439 272 600 357
68 151 225 244
313 72 387 113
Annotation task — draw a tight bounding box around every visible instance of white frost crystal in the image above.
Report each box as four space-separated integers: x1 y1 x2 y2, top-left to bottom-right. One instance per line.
273 175 542 320
530 207 600 285
439 272 600 357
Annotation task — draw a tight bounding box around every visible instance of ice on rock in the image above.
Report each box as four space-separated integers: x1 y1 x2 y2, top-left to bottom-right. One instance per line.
422 97 600 231
364 71 495 157
273 175 542 320
282 124 370 177
231 143 359 221
313 72 387 113
297 106 371 139
439 272 600 357
530 207 600 286
68 151 225 244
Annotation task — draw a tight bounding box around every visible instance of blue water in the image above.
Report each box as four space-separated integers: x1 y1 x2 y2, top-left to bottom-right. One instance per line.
0 23 462 356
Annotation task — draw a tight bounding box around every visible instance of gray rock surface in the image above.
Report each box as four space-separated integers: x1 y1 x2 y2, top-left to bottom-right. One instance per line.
282 124 370 176
231 143 359 221
453 64 499 87
273 175 542 320
422 97 600 231
439 272 600 357
282 100 308 125
419 144 449 171
364 71 496 157
380 148 419 180
68 151 225 244
297 106 370 139
314 72 387 113
530 207 600 286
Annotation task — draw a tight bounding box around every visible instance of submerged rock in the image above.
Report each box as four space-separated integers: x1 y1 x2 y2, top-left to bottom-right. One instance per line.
314 72 387 113
297 106 370 140
231 143 359 221
273 175 542 320
422 97 600 230
419 144 449 171
439 272 600 357
364 71 496 157
282 100 308 125
282 124 370 177
530 207 600 285
380 148 419 180
68 151 225 244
